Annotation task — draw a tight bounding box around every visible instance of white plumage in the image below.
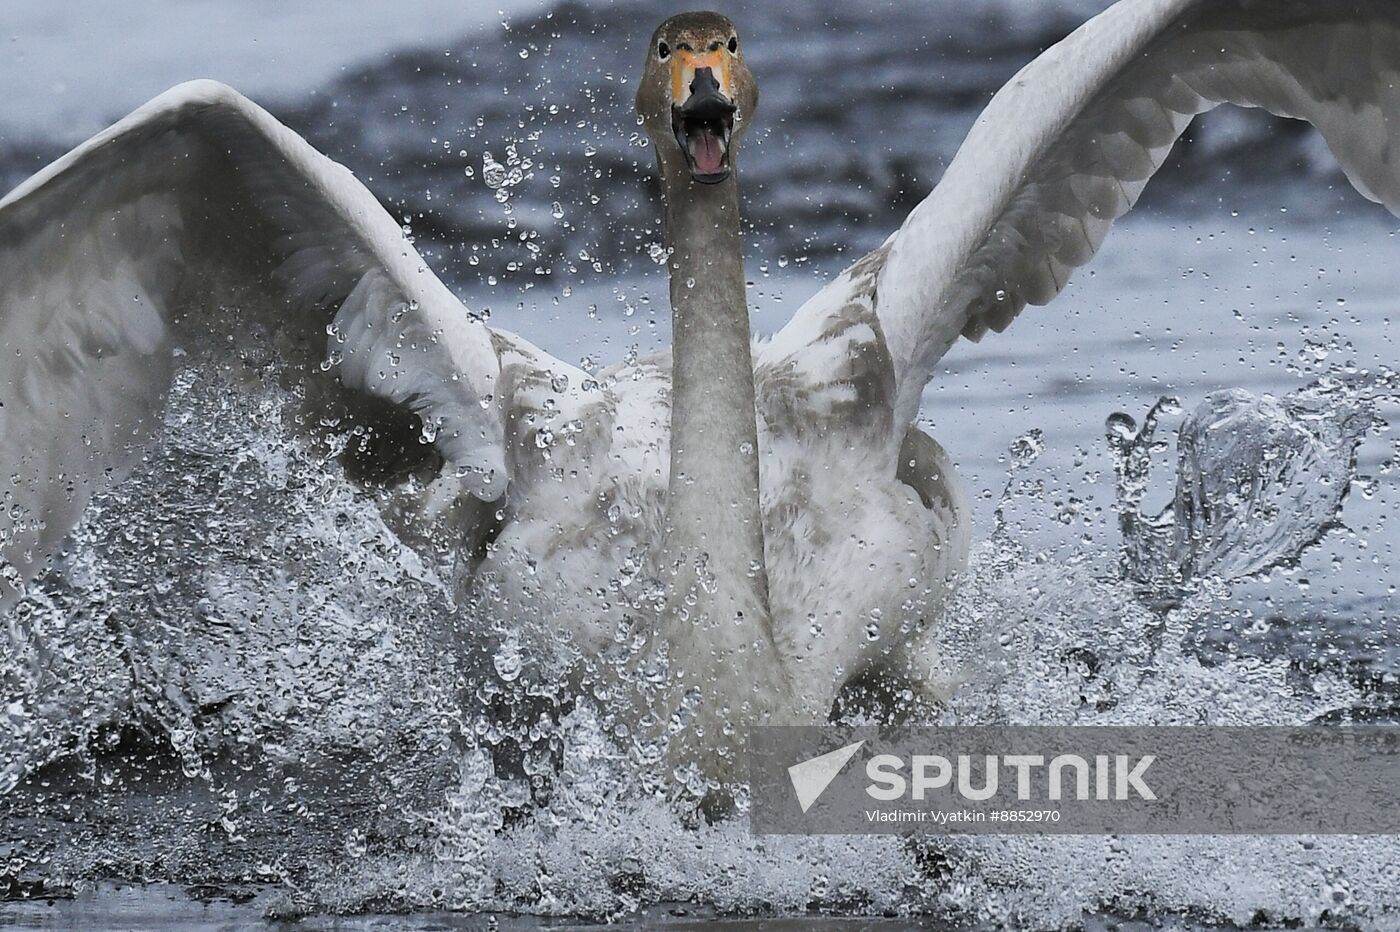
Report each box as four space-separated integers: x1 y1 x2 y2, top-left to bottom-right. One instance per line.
4 0 1400 733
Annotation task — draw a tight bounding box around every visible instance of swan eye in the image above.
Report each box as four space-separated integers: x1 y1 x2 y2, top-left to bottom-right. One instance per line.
727 35 739 54
657 41 671 61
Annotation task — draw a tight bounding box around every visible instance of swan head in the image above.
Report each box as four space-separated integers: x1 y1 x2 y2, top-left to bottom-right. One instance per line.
636 12 756 186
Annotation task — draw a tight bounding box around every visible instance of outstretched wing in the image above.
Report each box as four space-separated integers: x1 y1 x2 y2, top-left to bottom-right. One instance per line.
0 80 579 601
763 0 1400 434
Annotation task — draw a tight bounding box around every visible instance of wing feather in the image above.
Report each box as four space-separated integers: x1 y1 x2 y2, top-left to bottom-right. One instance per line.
766 0 1400 433
0 80 577 603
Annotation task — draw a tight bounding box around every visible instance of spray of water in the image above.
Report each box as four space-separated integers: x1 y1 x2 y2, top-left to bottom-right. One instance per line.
3 358 1399 925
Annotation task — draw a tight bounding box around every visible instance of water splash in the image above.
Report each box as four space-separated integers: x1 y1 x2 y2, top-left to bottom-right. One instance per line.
4 362 1400 926
1109 374 1389 607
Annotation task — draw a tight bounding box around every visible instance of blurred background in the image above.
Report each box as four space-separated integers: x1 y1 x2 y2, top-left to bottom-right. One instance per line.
1 0 1363 286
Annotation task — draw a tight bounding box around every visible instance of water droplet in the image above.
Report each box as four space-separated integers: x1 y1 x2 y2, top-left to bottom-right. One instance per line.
344 829 368 858
493 638 523 682
1009 429 1046 468
482 152 507 189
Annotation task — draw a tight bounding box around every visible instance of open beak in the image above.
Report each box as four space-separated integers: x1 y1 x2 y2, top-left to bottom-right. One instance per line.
671 51 737 184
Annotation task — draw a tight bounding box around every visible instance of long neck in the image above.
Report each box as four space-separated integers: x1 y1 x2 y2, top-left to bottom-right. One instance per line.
660 167 772 636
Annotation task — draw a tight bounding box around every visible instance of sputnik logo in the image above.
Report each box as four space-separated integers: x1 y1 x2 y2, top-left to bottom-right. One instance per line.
788 739 866 813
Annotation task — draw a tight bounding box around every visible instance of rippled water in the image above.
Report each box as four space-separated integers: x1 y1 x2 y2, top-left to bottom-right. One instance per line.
4 0 1400 927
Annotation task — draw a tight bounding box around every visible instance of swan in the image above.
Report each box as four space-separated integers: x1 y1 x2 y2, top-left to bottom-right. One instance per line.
4 0 1400 783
